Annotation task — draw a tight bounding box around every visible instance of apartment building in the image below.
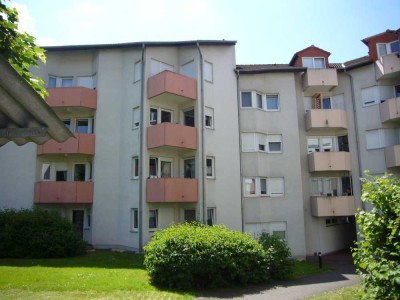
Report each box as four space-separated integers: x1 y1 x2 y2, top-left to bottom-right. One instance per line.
0 29 398 257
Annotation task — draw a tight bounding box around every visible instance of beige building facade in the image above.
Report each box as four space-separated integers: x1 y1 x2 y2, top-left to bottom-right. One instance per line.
0 29 398 257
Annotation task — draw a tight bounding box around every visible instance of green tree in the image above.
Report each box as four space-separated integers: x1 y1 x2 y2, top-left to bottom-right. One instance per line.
352 173 400 299
0 0 47 98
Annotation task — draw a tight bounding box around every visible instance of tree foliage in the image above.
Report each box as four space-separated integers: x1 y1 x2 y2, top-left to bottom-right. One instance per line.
352 173 400 299
0 0 47 98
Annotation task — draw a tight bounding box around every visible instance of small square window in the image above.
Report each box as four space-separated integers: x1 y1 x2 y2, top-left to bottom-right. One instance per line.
131 208 139 230
259 144 265 151
149 209 158 229
76 119 89 134
241 92 252 107
266 95 279 111
61 77 73 87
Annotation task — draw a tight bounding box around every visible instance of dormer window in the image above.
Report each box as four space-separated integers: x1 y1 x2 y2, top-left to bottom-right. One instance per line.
377 40 400 58
302 57 325 69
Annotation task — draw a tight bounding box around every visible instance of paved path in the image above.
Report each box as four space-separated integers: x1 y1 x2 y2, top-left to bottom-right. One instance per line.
196 250 360 300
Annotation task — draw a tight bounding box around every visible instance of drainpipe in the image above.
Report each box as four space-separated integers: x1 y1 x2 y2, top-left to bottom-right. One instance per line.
138 43 146 252
196 42 206 224
343 65 365 210
234 68 245 232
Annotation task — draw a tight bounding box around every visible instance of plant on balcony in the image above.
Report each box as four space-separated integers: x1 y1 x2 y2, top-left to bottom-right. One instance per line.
352 173 400 299
258 232 294 280
144 222 271 289
0 208 86 258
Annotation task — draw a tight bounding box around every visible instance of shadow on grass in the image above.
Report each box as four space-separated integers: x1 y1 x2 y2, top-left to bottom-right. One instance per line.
0 250 146 269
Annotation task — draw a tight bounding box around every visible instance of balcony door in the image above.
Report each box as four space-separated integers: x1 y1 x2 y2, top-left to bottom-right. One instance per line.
149 157 173 178
72 210 84 239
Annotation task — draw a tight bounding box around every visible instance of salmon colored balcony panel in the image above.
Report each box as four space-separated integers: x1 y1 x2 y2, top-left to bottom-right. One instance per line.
302 69 338 93
147 71 197 103
37 133 95 155
311 196 356 217
308 152 351 172
380 97 400 123
46 87 97 109
385 145 400 168
147 123 197 150
305 109 348 130
146 178 198 203
375 53 400 80
34 181 94 204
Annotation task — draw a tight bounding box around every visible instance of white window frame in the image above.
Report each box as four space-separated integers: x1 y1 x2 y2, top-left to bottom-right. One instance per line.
75 118 94 134
149 156 173 178
377 40 400 58
307 136 336 153
149 209 158 230
41 163 51 181
132 156 139 179
73 163 90 182
361 86 379 107
240 91 280 111
132 107 140 129
131 208 139 231
205 106 214 129
243 177 284 197
183 157 196 179
204 61 213 82
242 133 282 153
48 75 74 88
134 60 142 82
180 60 196 79
207 207 216 226
302 57 326 69
61 77 73 87
206 156 215 179
310 177 340 196
149 106 173 126
241 91 253 108
150 59 174 76
77 75 95 89
265 94 280 111
266 135 282 153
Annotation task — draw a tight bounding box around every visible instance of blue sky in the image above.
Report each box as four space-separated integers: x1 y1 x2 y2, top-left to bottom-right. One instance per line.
12 0 400 64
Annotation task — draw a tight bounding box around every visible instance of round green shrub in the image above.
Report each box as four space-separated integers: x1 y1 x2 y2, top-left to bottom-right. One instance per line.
0 208 86 258
144 222 271 289
258 232 294 280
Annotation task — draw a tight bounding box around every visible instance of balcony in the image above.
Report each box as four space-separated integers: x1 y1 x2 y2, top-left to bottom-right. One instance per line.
380 97 400 123
147 71 197 104
308 152 351 172
147 123 197 150
37 133 95 155
305 109 348 131
146 178 198 203
46 87 97 109
302 69 338 94
384 145 400 168
311 196 356 217
375 53 400 80
34 181 94 204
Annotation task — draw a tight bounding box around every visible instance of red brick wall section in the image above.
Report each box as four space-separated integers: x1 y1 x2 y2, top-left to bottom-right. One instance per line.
364 30 400 61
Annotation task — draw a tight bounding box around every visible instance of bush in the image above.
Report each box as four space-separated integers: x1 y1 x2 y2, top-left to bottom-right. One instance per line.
0 208 86 258
258 232 294 280
144 222 270 289
352 173 400 299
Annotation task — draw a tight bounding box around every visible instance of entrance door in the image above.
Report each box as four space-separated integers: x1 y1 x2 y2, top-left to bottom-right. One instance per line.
72 210 84 239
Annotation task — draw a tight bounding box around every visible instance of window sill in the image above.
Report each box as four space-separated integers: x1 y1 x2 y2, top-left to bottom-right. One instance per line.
206 177 216 180
130 229 139 233
130 177 139 181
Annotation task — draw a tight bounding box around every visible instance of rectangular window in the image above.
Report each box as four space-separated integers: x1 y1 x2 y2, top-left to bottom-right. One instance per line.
181 61 196 79
149 158 158 177
150 59 173 76
131 208 138 230
77 76 94 89
56 170 67 181
308 136 335 153
242 133 257 152
302 57 325 68
260 178 267 195
48 76 56 88
161 109 172 123
241 92 252 107
149 157 173 178
150 107 172 125
322 97 331 109
307 138 320 153
311 177 339 196
256 93 263 109
87 213 91 228
205 107 214 129
244 177 284 197
184 158 195 179
244 178 256 196
149 209 158 229
150 108 158 125
134 61 142 82
267 135 282 153
184 209 196 222
204 61 213 82
133 107 140 128
266 95 279 111
160 159 172 178
206 157 215 178
361 86 379 107
63 119 71 131
61 77 73 87
42 163 51 180
184 108 195 127
132 157 139 179
207 208 215 226
75 119 90 134
395 85 400 97
365 129 384 149
269 178 284 197
74 164 86 181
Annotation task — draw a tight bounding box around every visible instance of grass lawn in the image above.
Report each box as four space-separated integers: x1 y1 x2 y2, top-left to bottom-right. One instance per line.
306 284 363 300
0 251 333 299
290 260 332 279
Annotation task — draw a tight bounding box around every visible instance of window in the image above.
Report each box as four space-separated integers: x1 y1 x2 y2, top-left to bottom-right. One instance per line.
160 160 172 178
181 61 196 79
74 164 86 181
75 119 93 134
131 208 138 230
150 59 173 76
302 57 325 68
244 222 286 239
149 158 158 177
184 108 195 127
395 85 400 97
311 177 339 196
204 61 213 82
150 108 158 125
307 136 335 153
56 171 67 181
322 97 331 109
87 213 91 228
63 120 71 131
184 209 196 222
207 208 215 226
312 94 332 109
42 163 51 180
48 76 56 88
377 40 400 58
206 157 215 178
150 107 172 125
133 107 140 129
134 61 142 82
256 93 263 109
272 231 286 239
241 92 252 107
132 157 139 179
149 209 158 229
242 133 282 153
365 129 387 149
266 95 279 111
77 75 95 89
243 177 284 197
149 157 173 178
61 77 73 87
184 158 195 179
205 107 214 129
